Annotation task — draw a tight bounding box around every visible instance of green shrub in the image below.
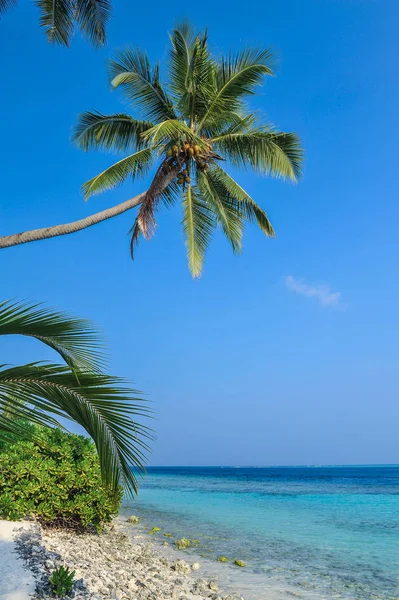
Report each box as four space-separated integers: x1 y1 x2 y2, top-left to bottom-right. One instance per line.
0 427 122 531
49 565 75 597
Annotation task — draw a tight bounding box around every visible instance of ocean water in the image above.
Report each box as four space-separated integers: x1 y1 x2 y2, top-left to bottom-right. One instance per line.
122 466 399 600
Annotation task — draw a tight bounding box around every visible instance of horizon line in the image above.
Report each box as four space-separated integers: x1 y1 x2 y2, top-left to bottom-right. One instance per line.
145 463 399 468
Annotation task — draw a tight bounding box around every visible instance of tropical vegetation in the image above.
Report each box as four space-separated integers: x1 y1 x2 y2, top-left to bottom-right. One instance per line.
0 299 151 497
0 23 303 278
49 565 76 597
0 0 110 46
0 426 121 531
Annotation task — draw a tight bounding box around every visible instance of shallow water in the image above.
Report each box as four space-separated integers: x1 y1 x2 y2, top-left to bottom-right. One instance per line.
122 466 399 600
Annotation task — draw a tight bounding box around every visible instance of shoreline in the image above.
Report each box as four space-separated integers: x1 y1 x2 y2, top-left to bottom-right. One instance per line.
1 518 245 600
118 516 310 600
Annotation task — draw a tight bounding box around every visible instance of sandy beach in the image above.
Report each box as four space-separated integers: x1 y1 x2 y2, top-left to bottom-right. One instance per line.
0 521 35 600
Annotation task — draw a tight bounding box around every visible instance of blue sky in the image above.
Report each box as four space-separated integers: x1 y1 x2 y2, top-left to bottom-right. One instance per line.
1 0 398 466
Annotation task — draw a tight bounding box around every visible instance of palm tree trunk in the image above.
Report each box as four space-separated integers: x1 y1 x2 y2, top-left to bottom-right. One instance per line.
0 166 179 250
0 193 146 249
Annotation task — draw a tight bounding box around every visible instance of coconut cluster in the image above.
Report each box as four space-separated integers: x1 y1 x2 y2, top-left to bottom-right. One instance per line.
164 141 210 187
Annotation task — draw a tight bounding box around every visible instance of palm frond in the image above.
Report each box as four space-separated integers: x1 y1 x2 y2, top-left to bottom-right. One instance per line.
168 22 197 99
36 0 74 46
181 185 215 278
130 163 180 253
212 128 302 181
210 111 258 136
130 178 182 258
0 363 152 495
159 178 181 208
82 148 153 200
197 170 243 252
109 48 176 122
0 0 17 15
197 48 274 131
0 300 105 373
184 30 215 126
141 119 205 149
74 0 111 47
73 111 153 153
209 165 275 236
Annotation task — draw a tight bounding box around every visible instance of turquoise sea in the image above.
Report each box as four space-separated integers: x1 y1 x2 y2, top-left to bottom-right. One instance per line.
122 466 399 600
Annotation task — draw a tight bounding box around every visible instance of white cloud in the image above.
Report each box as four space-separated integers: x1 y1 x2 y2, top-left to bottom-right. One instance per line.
284 275 343 308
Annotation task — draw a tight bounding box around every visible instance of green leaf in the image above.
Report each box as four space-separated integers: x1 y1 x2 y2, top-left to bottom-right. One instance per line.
168 23 216 127
208 165 275 236
74 0 111 48
181 185 215 278
82 148 153 199
36 0 74 46
73 112 153 153
184 32 215 127
140 119 206 149
197 170 243 252
109 48 176 122
0 300 104 373
198 48 274 131
0 363 152 496
212 128 302 181
0 0 17 15
168 22 196 97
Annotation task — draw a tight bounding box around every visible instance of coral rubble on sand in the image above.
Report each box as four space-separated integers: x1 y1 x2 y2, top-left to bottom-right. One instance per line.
175 537 191 549
13 522 244 600
127 515 140 524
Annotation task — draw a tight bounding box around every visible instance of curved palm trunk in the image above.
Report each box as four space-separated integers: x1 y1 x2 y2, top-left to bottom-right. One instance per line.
0 193 145 249
0 166 178 250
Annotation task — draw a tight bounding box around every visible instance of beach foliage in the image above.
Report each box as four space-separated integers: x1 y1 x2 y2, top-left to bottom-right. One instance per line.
0 299 152 497
49 565 76 596
0 0 111 47
70 21 303 277
0 426 121 531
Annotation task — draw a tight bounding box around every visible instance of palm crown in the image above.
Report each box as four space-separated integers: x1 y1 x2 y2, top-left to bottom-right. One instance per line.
73 22 303 277
0 300 151 497
0 0 110 46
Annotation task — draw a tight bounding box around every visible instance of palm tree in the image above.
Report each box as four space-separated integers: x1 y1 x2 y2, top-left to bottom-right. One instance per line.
0 299 151 497
0 0 110 47
0 23 303 277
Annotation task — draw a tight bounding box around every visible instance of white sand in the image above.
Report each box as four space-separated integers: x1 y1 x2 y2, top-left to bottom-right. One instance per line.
0 521 35 600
